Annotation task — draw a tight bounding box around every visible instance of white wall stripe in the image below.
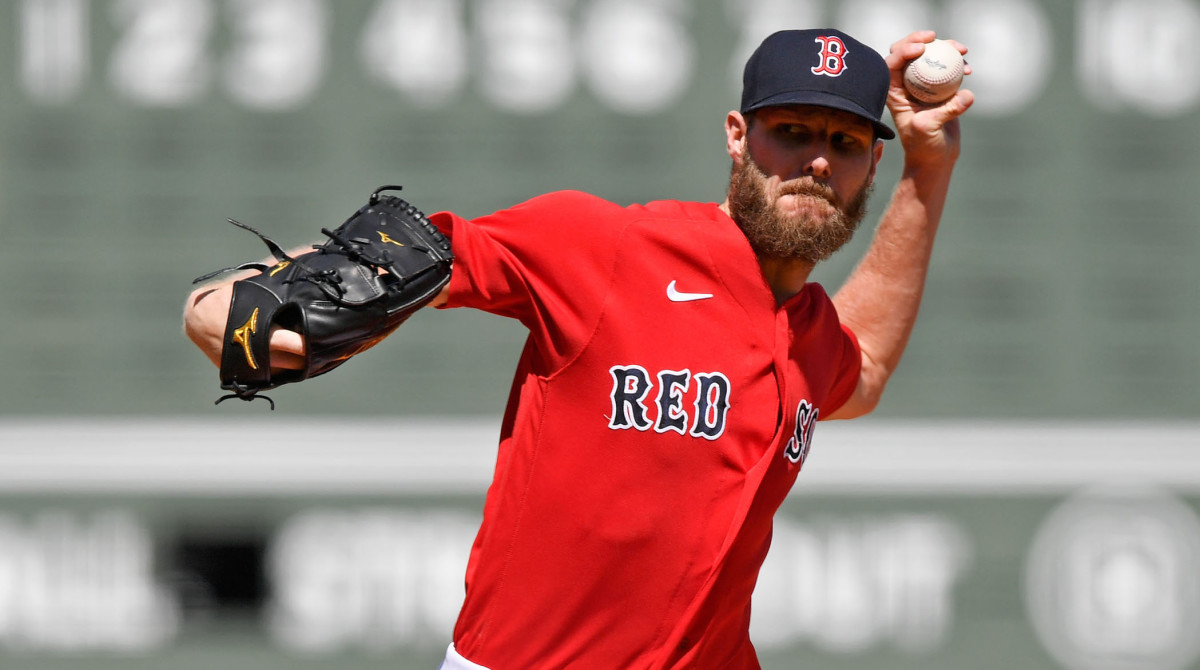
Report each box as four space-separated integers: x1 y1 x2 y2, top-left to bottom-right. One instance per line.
0 419 1197 495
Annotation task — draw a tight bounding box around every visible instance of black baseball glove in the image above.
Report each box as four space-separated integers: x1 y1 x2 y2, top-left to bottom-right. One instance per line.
193 185 453 408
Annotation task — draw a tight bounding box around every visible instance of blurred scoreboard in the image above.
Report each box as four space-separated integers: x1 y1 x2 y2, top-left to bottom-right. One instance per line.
0 0 1198 418
1 419 1200 670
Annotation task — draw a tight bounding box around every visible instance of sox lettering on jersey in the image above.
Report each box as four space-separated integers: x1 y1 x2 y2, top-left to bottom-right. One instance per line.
810 35 849 77
783 399 819 464
608 365 730 440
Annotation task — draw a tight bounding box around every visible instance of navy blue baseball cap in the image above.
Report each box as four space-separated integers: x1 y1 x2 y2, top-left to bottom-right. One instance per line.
740 29 895 140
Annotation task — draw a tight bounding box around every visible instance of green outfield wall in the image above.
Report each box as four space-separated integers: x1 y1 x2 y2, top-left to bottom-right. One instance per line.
0 0 1197 418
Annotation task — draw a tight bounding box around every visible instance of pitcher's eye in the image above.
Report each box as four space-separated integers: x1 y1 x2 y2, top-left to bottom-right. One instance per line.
832 132 857 147
774 124 812 142
831 132 869 153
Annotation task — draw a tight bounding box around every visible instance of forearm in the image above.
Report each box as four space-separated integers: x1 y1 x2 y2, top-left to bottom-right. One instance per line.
183 282 233 368
830 160 955 415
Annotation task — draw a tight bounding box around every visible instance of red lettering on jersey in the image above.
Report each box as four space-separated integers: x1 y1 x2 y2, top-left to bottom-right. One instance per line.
811 36 849 77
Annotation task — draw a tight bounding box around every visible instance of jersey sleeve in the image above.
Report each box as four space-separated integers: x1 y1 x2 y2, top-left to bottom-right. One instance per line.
428 191 629 372
795 283 863 419
821 323 862 417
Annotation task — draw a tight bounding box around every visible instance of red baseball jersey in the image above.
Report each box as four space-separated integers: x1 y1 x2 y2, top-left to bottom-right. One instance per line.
430 191 861 669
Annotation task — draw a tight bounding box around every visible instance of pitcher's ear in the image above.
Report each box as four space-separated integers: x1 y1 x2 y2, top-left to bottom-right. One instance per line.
725 110 750 163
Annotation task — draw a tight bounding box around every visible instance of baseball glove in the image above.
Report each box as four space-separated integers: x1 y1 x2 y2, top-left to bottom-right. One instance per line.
193 185 453 408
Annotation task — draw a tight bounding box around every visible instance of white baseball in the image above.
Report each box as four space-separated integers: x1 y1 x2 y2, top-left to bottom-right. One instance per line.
903 39 965 104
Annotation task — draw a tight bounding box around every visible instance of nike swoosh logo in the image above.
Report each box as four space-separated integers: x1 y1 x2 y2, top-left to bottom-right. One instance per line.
667 280 714 303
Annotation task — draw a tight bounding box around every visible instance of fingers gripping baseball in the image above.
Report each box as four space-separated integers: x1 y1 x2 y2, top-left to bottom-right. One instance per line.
885 31 974 160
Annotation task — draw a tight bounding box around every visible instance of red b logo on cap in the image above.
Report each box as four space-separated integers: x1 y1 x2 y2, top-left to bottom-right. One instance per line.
810 35 848 77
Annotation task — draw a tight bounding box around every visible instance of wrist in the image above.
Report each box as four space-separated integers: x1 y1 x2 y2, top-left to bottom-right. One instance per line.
900 157 956 197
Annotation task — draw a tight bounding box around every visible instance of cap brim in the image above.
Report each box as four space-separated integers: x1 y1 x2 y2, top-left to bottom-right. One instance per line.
743 90 896 140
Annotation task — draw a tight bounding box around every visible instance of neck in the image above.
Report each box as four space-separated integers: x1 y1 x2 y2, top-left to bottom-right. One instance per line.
758 256 814 305
719 199 815 306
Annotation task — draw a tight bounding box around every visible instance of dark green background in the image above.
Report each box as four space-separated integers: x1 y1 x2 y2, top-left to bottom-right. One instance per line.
2 483 1197 670
1 0 1196 418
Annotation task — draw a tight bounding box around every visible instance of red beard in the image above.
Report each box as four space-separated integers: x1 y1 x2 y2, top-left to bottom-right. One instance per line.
726 153 872 263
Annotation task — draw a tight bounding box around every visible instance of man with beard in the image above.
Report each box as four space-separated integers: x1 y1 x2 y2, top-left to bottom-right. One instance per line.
186 27 972 670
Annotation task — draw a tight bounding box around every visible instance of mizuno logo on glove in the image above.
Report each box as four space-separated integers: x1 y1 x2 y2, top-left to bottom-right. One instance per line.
377 231 405 246
232 308 260 370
